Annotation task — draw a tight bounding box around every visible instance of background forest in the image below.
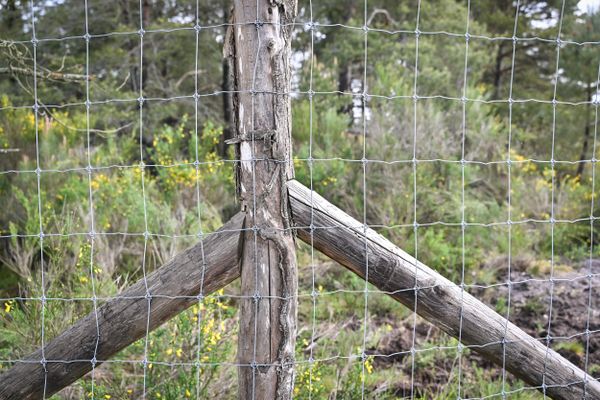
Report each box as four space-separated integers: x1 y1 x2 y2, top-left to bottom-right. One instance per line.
1 0 600 398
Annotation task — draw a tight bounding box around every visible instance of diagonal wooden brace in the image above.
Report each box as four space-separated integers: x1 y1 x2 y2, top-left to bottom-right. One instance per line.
3 182 599 400
0 212 245 400
287 179 600 400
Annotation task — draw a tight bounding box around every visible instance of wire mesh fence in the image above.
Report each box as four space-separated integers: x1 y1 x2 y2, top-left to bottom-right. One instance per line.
0 0 599 399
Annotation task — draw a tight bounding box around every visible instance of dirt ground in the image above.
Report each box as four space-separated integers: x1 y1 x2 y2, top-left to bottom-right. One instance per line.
372 257 599 396
476 257 600 366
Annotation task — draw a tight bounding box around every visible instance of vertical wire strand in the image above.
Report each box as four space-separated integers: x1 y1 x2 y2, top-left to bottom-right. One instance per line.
501 1 521 396
250 0 262 397
409 1 423 398
456 1 471 397
582 60 600 399
359 0 370 397
501 0 521 399
29 1 48 398
191 1 209 397
137 1 153 397
83 0 101 397
307 0 318 397
541 1 566 397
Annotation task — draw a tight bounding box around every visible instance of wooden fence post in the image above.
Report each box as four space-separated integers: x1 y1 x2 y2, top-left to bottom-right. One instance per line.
227 1 298 399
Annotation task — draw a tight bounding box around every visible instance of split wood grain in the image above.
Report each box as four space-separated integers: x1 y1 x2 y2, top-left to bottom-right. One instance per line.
228 1 299 399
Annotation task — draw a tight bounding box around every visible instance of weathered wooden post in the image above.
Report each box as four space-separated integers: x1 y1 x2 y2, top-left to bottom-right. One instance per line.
226 1 298 399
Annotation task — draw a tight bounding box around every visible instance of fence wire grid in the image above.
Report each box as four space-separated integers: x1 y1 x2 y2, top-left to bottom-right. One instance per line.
0 0 599 399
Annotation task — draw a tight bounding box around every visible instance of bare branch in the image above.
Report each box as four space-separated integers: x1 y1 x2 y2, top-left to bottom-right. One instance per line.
0 66 92 82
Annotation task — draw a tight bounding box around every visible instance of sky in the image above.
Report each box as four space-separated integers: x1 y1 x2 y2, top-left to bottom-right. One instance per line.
578 0 600 14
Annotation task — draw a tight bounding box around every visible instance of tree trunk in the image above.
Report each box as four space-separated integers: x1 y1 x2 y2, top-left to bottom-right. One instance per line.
2 0 22 32
576 84 593 177
228 1 298 399
493 42 504 99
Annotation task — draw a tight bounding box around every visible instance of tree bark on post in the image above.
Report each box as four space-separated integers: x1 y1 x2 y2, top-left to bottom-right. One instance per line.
227 1 298 399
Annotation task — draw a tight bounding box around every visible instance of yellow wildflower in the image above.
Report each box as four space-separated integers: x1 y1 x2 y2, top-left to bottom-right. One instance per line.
364 358 373 374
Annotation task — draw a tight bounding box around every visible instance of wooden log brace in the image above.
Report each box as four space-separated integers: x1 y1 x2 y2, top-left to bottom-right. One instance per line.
2 182 598 400
0 213 245 400
287 179 600 400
